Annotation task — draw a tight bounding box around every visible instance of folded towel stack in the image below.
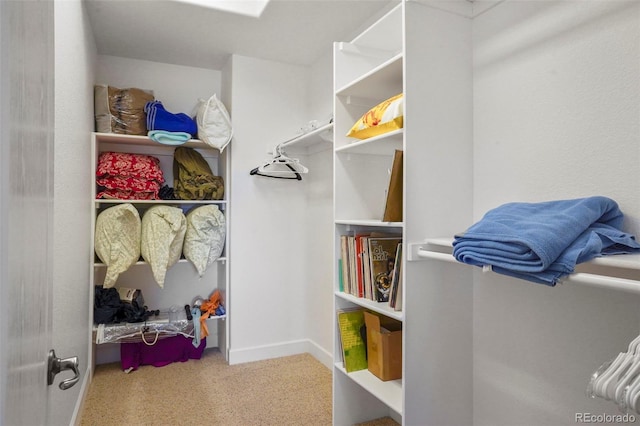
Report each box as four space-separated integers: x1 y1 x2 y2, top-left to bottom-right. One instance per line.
148 130 191 145
145 101 197 136
452 196 640 285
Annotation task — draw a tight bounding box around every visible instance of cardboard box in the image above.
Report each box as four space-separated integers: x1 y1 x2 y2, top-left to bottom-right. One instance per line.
364 311 402 381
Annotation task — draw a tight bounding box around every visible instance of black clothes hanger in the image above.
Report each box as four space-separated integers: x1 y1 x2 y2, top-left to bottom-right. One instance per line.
250 162 302 180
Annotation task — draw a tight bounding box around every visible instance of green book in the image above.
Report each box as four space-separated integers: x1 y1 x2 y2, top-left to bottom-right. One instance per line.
337 309 368 373
338 259 344 293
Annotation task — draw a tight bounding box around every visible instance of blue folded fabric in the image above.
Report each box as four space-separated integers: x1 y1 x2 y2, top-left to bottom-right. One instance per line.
145 100 197 136
148 130 191 146
452 196 640 285
191 307 201 348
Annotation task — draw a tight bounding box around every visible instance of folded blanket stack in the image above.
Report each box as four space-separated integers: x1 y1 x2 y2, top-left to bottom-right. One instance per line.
148 130 191 146
145 101 197 137
452 196 640 285
96 152 165 200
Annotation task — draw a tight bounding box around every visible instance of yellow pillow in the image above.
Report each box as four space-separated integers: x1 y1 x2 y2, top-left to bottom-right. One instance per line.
347 93 403 140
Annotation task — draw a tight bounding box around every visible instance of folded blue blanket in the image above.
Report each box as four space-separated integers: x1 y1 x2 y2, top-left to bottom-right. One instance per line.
145 101 197 136
452 196 640 285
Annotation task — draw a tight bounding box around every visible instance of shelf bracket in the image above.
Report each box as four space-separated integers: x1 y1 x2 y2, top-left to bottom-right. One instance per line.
407 242 427 262
407 240 454 262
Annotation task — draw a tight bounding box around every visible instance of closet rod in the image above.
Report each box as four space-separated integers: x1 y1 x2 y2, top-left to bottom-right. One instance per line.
415 249 640 295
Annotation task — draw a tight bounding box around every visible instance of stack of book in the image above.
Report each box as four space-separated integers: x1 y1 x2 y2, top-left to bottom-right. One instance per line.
338 234 403 311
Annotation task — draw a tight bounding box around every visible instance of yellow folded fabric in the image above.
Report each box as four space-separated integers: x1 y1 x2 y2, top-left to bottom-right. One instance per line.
347 93 403 139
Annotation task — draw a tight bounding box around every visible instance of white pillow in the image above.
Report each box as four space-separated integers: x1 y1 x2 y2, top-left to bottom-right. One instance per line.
183 205 226 276
94 204 141 288
140 205 187 288
196 94 233 152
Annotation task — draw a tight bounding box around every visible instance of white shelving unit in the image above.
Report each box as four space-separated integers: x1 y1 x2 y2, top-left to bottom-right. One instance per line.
332 4 405 424
89 132 230 366
332 2 474 424
331 1 640 425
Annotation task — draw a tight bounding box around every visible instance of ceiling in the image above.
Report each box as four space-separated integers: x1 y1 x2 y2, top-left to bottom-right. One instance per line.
84 0 399 70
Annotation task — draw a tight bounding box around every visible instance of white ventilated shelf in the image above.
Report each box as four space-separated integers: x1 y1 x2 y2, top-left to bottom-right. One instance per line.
335 362 403 415
94 132 210 150
94 257 227 268
95 199 227 206
335 291 403 321
408 237 640 294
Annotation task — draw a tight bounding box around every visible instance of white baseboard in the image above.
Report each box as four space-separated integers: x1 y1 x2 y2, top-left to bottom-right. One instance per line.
71 365 91 426
229 338 332 368
306 339 333 370
95 343 120 365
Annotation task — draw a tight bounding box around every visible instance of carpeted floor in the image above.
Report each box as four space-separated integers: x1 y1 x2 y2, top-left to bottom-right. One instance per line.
80 349 399 426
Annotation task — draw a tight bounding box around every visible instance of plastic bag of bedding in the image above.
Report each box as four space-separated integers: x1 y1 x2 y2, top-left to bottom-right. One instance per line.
196 94 233 152
94 84 155 135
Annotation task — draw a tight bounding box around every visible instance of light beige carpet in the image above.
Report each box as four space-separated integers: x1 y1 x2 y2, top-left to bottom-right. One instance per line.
80 349 399 426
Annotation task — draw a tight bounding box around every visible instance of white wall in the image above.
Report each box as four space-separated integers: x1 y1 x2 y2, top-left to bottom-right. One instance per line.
228 54 317 364
96 55 221 115
472 1 640 424
304 51 335 366
308 50 334 127
53 0 96 424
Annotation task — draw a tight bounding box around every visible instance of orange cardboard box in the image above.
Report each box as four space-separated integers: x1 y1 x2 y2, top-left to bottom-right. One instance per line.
363 311 402 381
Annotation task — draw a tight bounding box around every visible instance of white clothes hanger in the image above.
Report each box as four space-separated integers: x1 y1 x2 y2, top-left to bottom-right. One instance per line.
250 144 309 181
609 337 640 400
621 368 640 412
588 333 640 415
592 334 640 399
617 355 640 413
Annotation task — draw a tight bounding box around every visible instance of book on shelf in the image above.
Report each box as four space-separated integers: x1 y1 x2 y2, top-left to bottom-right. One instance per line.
354 233 370 298
336 308 368 373
393 254 403 312
362 236 372 300
338 259 344 293
382 150 403 223
389 243 403 311
348 236 357 296
340 235 351 295
368 236 402 303
354 235 364 298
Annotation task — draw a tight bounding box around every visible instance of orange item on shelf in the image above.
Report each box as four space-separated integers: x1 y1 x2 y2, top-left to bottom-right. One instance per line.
199 290 222 339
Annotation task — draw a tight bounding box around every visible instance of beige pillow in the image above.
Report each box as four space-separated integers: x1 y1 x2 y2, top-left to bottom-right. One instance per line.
94 204 141 288
183 205 226 276
141 205 187 288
